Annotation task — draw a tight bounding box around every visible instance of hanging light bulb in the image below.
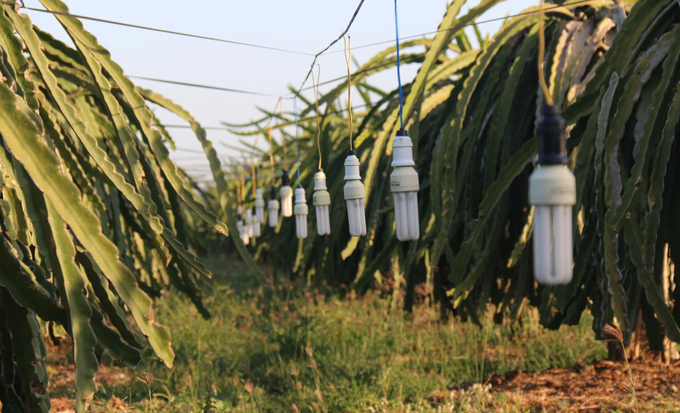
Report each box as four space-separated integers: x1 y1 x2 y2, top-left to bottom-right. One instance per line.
343 150 366 237
529 105 575 285
268 187 279 228
390 129 420 241
245 208 254 238
236 215 243 237
252 207 261 238
254 188 265 223
313 170 331 236
237 214 250 246
294 187 308 239
280 169 293 218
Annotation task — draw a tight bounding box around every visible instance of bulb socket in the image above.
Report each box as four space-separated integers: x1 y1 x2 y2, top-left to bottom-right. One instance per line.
281 169 291 186
269 186 277 200
537 105 569 166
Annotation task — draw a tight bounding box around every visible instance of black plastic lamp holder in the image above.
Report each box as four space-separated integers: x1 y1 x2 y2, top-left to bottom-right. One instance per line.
396 128 408 137
281 169 290 186
347 149 356 156
536 105 569 166
269 186 277 200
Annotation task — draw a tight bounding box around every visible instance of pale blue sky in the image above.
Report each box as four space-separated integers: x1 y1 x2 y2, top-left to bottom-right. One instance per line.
25 0 528 174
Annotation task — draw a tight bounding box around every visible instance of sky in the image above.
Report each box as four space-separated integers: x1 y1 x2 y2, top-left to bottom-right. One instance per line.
25 0 528 178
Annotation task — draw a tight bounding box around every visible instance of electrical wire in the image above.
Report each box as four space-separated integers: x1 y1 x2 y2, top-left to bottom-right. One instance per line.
130 76 277 97
93 0 593 106
393 0 404 131
344 36 354 151
4 2 314 56
292 0 366 99
311 65 323 169
163 125 231 131
324 0 596 55
538 0 554 106
293 99 301 185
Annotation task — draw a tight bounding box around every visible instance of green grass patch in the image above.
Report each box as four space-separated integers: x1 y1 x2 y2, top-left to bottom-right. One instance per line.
91 255 606 412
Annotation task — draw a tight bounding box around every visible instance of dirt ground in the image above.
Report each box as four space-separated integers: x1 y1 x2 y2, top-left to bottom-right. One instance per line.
471 358 680 412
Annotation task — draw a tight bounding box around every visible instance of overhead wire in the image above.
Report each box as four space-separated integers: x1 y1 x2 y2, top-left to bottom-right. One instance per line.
130 76 277 97
69 0 592 107
133 0 590 104
5 2 313 56
323 0 596 55
292 0 366 99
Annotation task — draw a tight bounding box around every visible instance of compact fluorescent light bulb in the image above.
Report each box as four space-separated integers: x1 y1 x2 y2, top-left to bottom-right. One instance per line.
390 130 420 241
280 169 293 218
529 105 576 285
254 188 265 224
313 170 331 236
236 216 243 236
237 215 250 246
252 207 261 237
294 187 308 239
268 187 279 228
343 150 367 237
245 209 254 238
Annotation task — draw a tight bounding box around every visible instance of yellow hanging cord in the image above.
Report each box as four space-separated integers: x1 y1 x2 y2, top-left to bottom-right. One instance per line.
312 64 323 169
240 163 247 207
235 166 242 211
280 100 287 165
268 125 276 178
538 0 554 106
251 134 260 199
344 35 354 151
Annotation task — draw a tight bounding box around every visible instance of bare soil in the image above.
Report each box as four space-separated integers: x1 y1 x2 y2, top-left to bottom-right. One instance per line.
477 358 680 412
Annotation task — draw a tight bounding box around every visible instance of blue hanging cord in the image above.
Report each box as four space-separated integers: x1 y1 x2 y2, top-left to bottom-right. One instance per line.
394 0 404 131
294 98 302 185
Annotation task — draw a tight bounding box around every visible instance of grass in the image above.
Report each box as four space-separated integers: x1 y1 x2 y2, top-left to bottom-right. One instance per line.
66 255 608 412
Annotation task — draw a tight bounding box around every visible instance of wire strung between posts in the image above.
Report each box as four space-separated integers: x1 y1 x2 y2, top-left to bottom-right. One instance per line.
324 0 596 55
393 0 404 131
1 2 313 56
112 0 594 105
129 75 277 97
292 0 366 99
311 65 323 169
293 99 302 184
344 36 354 151
537 0 554 106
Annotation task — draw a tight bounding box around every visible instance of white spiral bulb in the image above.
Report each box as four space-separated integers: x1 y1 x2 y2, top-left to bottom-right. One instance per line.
343 151 366 237
313 170 331 236
390 130 420 241
294 187 308 239
254 188 265 223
